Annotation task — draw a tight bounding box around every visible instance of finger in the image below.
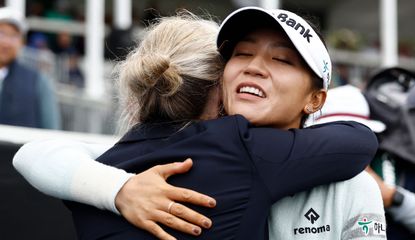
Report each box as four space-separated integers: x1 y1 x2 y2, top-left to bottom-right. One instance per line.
155 158 193 179
154 209 202 236
168 186 216 208
169 202 212 229
143 221 177 240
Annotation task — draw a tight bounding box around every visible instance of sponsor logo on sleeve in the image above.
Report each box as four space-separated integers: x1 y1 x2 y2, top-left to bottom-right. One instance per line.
357 217 386 236
342 215 387 239
357 217 372 235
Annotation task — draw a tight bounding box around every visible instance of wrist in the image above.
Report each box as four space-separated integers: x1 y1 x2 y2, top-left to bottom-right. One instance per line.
114 175 134 215
71 159 134 214
390 187 405 208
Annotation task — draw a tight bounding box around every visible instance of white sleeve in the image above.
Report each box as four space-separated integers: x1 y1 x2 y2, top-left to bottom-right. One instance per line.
12 139 134 214
387 187 415 233
341 172 387 239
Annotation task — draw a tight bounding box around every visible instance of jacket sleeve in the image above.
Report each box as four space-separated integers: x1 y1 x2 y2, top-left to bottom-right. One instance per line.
237 116 378 201
12 139 131 214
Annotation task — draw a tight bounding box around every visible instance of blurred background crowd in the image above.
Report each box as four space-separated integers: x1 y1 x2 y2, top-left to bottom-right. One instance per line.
0 0 414 135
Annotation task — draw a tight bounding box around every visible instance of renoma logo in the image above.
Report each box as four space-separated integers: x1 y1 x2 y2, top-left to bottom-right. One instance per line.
294 208 331 235
304 208 320 224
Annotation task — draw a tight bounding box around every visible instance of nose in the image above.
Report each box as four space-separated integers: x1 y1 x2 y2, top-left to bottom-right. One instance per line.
243 55 269 78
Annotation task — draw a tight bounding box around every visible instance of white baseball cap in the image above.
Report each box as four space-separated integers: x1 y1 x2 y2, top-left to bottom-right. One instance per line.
217 6 332 90
0 7 27 33
310 85 386 133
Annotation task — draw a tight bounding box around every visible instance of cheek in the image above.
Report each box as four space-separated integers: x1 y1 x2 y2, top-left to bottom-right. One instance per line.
221 66 236 109
272 75 309 110
221 78 231 112
223 59 241 82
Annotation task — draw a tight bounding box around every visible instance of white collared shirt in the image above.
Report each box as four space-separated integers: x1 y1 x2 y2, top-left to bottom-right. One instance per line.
269 171 387 239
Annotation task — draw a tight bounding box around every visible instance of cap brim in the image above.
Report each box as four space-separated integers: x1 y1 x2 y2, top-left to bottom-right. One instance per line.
217 8 281 60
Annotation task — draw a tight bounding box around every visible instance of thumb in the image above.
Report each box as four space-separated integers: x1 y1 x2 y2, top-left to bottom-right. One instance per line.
156 158 193 179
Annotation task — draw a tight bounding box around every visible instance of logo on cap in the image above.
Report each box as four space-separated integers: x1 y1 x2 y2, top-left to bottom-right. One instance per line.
276 13 313 43
323 60 329 73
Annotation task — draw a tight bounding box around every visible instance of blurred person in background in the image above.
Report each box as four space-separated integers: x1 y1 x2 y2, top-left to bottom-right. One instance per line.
0 7 60 129
364 67 415 239
332 63 351 87
54 31 85 89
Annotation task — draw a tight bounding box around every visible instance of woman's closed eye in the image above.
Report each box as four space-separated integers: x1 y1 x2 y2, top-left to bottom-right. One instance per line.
272 57 292 65
234 52 252 57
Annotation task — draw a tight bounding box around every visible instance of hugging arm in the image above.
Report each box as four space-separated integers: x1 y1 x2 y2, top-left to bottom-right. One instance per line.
13 139 123 212
13 139 216 240
242 120 378 200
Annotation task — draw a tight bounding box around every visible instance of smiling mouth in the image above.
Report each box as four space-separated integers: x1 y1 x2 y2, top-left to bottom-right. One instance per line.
238 86 265 98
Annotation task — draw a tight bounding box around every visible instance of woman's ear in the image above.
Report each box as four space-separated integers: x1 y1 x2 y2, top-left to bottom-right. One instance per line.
200 85 221 120
304 90 327 114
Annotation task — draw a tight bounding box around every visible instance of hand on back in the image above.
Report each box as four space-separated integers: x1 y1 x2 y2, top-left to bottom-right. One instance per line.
115 158 216 240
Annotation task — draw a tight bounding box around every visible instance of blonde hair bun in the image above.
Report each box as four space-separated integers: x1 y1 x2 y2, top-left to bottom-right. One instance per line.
137 53 183 97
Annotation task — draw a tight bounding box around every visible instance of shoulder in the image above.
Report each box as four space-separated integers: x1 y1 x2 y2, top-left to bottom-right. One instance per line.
331 171 382 203
205 114 250 125
9 61 43 85
342 171 380 193
12 61 39 75
202 114 251 132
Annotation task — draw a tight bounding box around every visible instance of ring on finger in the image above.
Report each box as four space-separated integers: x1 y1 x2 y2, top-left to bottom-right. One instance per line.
167 201 175 214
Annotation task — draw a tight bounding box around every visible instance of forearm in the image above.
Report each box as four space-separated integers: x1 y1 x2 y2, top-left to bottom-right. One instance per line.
13 139 132 214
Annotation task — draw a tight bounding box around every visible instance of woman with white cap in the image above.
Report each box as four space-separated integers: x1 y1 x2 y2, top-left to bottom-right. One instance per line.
14 8 377 240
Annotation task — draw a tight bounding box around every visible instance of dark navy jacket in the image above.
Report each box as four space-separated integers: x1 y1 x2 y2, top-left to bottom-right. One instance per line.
0 61 39 127
67 115 378 240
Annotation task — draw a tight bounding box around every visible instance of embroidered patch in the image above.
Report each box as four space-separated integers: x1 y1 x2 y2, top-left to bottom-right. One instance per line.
357 217 372 235
342 214 387 239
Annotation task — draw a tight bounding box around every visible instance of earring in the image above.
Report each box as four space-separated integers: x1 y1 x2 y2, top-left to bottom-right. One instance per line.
306 105 313 114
